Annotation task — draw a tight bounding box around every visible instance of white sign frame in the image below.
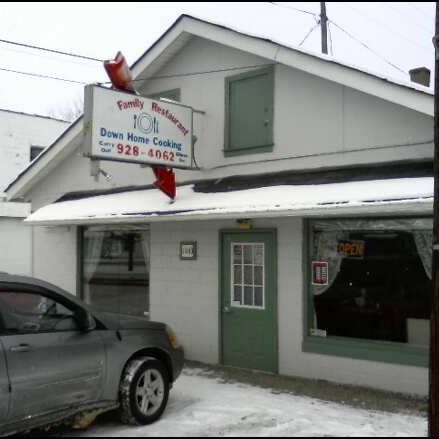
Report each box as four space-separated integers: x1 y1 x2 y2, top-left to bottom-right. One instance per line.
84 84 195 169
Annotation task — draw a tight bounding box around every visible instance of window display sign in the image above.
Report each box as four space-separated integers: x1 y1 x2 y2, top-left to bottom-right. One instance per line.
84 84 194 169
337 240 365 258
312 261 328 285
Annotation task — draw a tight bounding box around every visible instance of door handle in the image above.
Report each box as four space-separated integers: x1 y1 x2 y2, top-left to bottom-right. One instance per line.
10 344 30 353
224 307 233 314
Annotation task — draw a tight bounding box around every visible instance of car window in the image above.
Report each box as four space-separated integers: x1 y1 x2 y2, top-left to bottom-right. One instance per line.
0 291 79 334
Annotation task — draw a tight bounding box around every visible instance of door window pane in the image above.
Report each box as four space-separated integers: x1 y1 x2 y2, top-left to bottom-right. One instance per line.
254 266 263 285
234 265 242 284
244 245 253 264
233 286 242 303
254 287 263 307
230 242 265 309
254 245 264 265
244 265 253 284
83 228 150 317
244 287 253 306
233 244 242 264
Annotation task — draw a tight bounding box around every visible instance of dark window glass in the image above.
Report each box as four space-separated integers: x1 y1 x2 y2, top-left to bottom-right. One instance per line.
83 228 150 317
312 229 432 347
30 146 44 161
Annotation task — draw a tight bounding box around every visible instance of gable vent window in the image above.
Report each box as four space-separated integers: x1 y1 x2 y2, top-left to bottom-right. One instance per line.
224 66 274 156
30 146 44 162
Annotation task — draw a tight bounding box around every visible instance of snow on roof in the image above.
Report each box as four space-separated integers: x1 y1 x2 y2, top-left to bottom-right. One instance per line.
140 14 433 96
25 177 433 226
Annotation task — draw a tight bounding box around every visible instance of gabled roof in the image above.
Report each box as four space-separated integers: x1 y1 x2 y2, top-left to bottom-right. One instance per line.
5 14 433 201
131 15 433 112
0 108 70 123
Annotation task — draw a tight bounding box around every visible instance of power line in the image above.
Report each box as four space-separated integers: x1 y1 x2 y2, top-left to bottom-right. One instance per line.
100 63 278 85
0 62 278 87
0 41 103 70
0 66 88 84
298 22 320 47
328 21 334 56
382 2 432 35
343 2 432 53
412 3 433 20
328 19 407 75
0 37 104 62
267 2 317 16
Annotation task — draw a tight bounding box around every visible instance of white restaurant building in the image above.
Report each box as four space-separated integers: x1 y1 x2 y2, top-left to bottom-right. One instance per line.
5 15 435 396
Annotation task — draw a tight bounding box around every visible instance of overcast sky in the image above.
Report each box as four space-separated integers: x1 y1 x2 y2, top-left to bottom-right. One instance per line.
0 2 435 120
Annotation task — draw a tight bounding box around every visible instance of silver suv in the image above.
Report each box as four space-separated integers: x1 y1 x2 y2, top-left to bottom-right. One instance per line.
0 273 184 436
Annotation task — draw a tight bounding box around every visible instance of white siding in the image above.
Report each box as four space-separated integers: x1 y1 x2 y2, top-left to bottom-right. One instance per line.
150 220 225 363
0 218 31 275
0 111 68 191
31 225 77 294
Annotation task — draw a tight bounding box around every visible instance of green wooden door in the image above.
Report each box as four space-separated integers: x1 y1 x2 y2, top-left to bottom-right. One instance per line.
221 230 277 373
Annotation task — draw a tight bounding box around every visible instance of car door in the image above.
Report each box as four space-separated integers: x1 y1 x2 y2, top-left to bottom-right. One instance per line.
0 286 106 422
0 337 9 424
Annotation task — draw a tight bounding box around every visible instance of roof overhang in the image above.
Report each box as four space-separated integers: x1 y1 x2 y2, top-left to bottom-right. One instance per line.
0 201 30 218
24 177 433 226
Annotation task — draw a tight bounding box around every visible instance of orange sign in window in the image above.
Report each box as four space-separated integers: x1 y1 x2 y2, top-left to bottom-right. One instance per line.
337 240 365 258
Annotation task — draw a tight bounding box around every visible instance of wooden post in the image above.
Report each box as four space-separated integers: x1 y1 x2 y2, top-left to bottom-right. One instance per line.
320 2 328 55
430 2 439 436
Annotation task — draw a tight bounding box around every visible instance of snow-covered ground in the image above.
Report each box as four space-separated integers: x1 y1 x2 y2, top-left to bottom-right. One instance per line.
68 367 427 437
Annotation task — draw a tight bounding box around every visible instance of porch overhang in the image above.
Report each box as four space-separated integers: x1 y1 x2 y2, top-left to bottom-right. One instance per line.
24 177 433 226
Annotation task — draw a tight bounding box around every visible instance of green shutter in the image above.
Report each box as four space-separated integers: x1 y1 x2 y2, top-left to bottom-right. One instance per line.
225 66 274 156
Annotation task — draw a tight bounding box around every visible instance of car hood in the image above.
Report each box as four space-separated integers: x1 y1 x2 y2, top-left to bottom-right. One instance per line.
92 310 166 331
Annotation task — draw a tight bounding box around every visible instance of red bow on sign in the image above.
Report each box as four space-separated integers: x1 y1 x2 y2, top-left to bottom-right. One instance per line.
103 51 176 201
103 51 135 92
152 167 176 200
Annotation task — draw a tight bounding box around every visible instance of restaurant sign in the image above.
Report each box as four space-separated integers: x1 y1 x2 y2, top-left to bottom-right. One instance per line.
84 84 194 169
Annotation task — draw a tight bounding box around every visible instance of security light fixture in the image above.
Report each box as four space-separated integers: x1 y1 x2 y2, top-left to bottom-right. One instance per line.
99 169 113 182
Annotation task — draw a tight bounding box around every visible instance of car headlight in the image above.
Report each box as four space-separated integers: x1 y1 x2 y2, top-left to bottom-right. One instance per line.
166 325 181 349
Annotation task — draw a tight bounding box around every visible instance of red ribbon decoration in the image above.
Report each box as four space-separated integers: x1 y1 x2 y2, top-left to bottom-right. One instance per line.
103 51 176 200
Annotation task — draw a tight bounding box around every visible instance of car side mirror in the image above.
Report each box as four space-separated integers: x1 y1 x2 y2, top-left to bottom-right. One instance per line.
76 309 96 332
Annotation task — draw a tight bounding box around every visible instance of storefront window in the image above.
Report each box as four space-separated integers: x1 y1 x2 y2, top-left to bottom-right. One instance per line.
310 219 432 347
82 226 150 317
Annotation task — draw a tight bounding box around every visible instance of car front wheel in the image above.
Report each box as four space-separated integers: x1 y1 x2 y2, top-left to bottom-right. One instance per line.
119 357 170 425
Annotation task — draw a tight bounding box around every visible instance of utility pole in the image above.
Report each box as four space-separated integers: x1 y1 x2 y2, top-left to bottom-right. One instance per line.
320 2 328 54
430 2 439 436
